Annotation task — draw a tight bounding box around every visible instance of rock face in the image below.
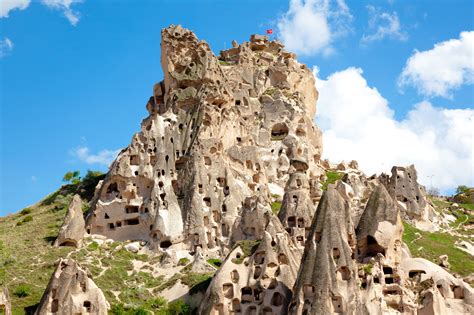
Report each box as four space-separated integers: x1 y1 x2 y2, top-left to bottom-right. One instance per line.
0 287 12 315
85 25 324 256
35 259 108 315
381 165 437 230
54 195 85 247
356 184 403 265
201 214 303 315
289 185 363 314
61 25 472 315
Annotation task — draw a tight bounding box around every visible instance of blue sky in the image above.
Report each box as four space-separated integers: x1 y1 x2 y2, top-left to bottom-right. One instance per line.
1 0 473 215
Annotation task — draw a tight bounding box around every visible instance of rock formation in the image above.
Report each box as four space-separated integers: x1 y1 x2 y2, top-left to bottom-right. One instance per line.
201 214 302 315
54 194 85 247
85 25 324 257
35 259 108 315
381 165 438 230
0 287 12 315
289 185 363 314
31 24 470 314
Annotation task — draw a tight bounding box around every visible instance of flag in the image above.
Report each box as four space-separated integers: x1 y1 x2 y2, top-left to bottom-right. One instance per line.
266 29 273 35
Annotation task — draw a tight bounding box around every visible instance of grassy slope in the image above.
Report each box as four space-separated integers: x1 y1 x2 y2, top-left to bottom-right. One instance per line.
0 192 74 314
403 197 474 285
0 180 212 314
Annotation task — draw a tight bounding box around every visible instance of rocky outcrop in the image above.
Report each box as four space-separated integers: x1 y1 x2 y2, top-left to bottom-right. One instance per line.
278 171 318 248
54 195 85 247
201 215 302 315
35 259 108 315
402 258 474 314
356 184 403 265
0 287 12 315
289 185 363 314
381 165 438 230
85 25 324 256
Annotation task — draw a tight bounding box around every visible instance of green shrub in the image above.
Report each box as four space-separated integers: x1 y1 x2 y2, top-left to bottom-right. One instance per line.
167 299 190 315
363 263 373 274
178 257 190 266
13 284 31 298
87 242 99 251
321 171 344 191
271 201 281 215
20 208 32 216
207 258 222 268
16 215 33 226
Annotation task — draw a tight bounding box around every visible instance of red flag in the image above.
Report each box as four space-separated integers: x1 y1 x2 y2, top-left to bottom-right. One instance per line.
266 29 273 34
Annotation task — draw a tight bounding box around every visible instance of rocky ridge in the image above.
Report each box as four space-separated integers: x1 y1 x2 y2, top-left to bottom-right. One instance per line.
2 25 473 314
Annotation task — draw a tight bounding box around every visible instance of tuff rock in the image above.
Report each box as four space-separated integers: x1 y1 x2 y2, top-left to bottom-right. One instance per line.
35 259 109 314
34 25 472 314
0 287 12 315
54 194 85 247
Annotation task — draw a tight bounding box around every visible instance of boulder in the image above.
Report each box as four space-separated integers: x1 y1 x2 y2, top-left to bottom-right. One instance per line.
54 194 85 247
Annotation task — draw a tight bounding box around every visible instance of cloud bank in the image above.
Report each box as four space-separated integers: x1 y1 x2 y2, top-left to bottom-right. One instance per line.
315 67 474 192
0 0 83 25
277 0 352 56
399 31 474 98
0 0 30 18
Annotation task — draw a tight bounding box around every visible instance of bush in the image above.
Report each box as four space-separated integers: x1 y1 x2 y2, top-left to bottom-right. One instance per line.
456 185 470 195
63 170 81 184
13 284 31 298
207 258 222 268
271 201 281 215
178 258 190 266
19 208 32 215
321 171 344 191
16 215 33 226
167 299 190 315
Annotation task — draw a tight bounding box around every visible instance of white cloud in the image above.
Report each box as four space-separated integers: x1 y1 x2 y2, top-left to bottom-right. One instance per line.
361 5 407 44
315 67 474 192
277 0 352 56
71 146 120 166
41 0 83 26
399 31 474 98
0 0 30 18
0 37 14 57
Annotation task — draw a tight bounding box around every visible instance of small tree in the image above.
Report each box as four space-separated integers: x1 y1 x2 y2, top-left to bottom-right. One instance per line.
63 171 80 185
456 185 469 195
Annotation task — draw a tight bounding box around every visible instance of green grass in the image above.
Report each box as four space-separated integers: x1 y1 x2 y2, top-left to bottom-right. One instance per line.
271 201 282 215
16 215 33 226
218 60 233 66
0 190 74 313
19 208 32 216
460 203 474 211
403 222 474 282
207 258 222 268
231 240 261 264
321 171 344 191
178 257 190 266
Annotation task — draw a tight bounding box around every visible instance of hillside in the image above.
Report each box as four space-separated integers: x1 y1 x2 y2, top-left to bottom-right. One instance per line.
1 25 473 315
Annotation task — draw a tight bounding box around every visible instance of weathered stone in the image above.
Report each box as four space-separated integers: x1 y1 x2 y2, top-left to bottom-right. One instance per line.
54 194 85 247
0 287 12 315
35 259 109 314
85 25 324 259
289 185 363 314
